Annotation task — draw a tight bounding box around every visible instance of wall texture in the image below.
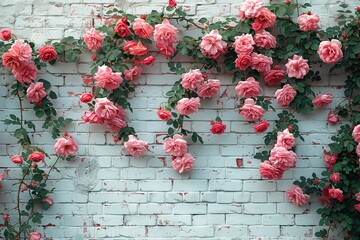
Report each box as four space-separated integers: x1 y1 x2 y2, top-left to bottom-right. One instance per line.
0 0 356 239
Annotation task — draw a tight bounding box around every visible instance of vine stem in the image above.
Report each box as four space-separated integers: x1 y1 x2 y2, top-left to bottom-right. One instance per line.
16 166 30 239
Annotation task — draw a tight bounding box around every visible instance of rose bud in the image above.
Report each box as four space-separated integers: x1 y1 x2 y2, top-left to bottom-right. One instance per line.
169 0 176 8
91 55 97 61
80 92 93 103
210 121 226 135
253 121 270 133
3 214 9 223
327 111 339 124
0 29 12 41
157 108 172 121
140 55 156 65
10 155 24 164
28 152 45 162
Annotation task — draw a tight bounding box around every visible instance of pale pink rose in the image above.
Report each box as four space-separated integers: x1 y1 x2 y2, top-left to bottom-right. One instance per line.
318 39 343 64
312 93 333 108
254 30 276 49
254 7 276 29
0 29 11 41
12 61 37 84
240 98 265 121
235 77 261 98
123 40 137 51
114 20 131 37
54 135 78 156
181 69 204 90
327 111 339 124
330 172 341 183
269 146 297 170
264 65 285 85
128 41 148 56
114 104 127 120
197 79 221 98
175 97 200 115
251 52 273 73
81 111 105 124
94 97 118 119
329 188 343 202
297 13 320 31
356 143 360 156
83 28 105 51
355 192 360 201
164 134 188 156
2 51 22 70
323 150 337 165
154 19 178 57
94 65 123 90
133 18 154 39
200 29 227 60
239 10 246 21
286 185 310 206
259 160 284 180
352 125 360 143
285 55 309 79
240 0 263 19
11 155 24 164
254 120 270 133
275 84 297 107
106 117 127 132
235 54 252 70
9 40 32 62
172 153 195 173
232 34 255 55
124 135 148 156
157 108 172 121
26 82 47 103
275 128 295 150
124 66 142 81
29 232 42 240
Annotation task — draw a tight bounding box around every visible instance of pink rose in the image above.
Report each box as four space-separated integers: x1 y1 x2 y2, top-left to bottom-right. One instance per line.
240 98 265 121
175 97 200 115
355 204 360 212
140 55 156 65
124 135 148 156
127 41 148 56
275 128 295 150
80 92 93 103
318 39 343 64
235 54 252 70
106 117 127 132
356 192 360 201
124 66 142 81
323 150 337 165
254 120 270 133
251 52 273 73
54 135 78 156
114 20 131 37
297 13 320 31
9 40 32 62
154 19 178 57
285 55 309 79
94 97 118 119
254 8 276 29
123 40 137 51
2 51 22 70
327 111 339 124
164 134 188 156
320 186 332 207
42 197 54 206
275 84 297 107
0 29 12 41
312 93 333 108
259 160 284 180
254 30 276 49
269 146 297 170
133 18 154 39
157 108 172 121
353 125 360 143
169 0 176 8
232 34 255 55
38 45 57 62
357 143 360 156
181 69 204 90
264 65 285 85
81 111 105 124
29 232 42 240
94 65 123 90
172 153 195 173
26 82 47 103
197 79 221 98
286 185 310 206
11 155 24 164
330 172 341 183
200 29 227 60
83 28 105 51
240 0 263 19
329 188 344 202
252 22 262 31
28 151 45 163
13 61 38 84
235 77 261 98
210 120 226 135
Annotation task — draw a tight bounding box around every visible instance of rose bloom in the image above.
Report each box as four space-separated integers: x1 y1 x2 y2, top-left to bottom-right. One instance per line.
323 150 337 165
164 134 188 156
172 153 195 173
232 34 255 55
80 92 93 103
26 82 47 103
0 29 11 41
356 192 360 201
327 111 339 124
312 93 333 108
81 111 105 124
353 125 360 142
355 204 360 212
240 98 265 122
285 55 309 79
123 40 137 51
264 65 285 85
259 160 284 180
29 232 42 240
13 61 38 84
11 155 24 164
329 188 344 202
54 135 78 156
275 128 295 150
235 77 261 98
133 18 154 39
235 54 252 70
252 22 262 31
197 79 221 98
318 39 343 64
157 108 172 121
106 117 127 132
181 69 204 90
39 45 57 62
297 13 320 31
94 65 123 90
83 28 105 51
251 52 273 73
124 135 148 156
275 84 297 107
200 29 227 60
28 151 45 162
254 120 270 133
254 7 276 29
175 97 200 115
42 197 54 206
154 19 178 57
330 172 341 183
254 30 276 49
114 20 131 37
240 0 263 19
286 185 310 206
357 143 360 156
140 55 156 65
2 51 23 70
9 40 32 62
94 97 118 119
128 41 148 56
320 186 332 207
124 66 142 81
169 0 176 8
269 146 297 170
210 121 226 135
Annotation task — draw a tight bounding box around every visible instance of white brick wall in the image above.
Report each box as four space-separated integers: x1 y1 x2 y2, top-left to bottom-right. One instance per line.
0 0 352 239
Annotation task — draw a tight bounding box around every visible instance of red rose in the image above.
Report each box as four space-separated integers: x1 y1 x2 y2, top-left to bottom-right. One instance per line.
114 21 131 37
157 108 172 121
28 151 45 162
80 92 93 103
253 120 270 133
0 29 12 41
3 214 9 223
327 111 339 124
39 45 57 62
210 121 226 135
169 0 176 8
140 55 156 65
